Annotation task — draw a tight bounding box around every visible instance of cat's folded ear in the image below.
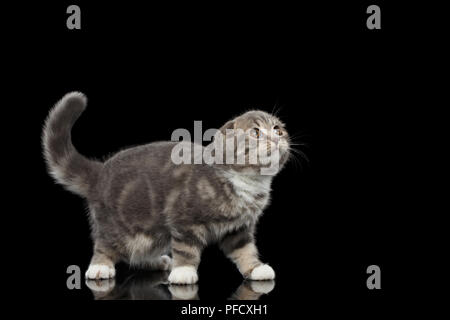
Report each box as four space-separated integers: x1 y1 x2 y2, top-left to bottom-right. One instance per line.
219 120 236 136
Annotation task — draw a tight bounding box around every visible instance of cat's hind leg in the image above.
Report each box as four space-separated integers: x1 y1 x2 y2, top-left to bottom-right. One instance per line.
85 243 117 279
126 232 172 271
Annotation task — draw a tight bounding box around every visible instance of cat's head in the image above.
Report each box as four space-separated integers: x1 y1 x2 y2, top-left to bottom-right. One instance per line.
214 110 291 176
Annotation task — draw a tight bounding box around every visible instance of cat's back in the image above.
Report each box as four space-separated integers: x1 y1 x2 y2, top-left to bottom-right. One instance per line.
103 141 178 170
91 141 178 200
95 141 210 199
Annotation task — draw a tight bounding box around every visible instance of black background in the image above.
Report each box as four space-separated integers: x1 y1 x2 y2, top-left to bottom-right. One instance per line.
4 0 436 317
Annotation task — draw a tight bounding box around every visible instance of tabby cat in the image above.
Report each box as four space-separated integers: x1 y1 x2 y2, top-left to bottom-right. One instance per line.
42 92 291 284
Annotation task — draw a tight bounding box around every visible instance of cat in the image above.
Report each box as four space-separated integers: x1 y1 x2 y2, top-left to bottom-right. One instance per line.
42 92 291 284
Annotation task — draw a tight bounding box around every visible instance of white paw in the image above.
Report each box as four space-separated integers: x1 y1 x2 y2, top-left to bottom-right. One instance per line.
85 279 116 292
249 280 275 294
85 264 116 279
169 284 199 300
168 266 198 284
249 264 275 280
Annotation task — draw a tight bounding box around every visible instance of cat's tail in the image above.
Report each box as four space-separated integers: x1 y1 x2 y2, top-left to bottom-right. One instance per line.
42 92 102 198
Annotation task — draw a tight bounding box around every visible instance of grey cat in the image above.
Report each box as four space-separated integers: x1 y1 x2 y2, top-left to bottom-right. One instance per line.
42 92 291 284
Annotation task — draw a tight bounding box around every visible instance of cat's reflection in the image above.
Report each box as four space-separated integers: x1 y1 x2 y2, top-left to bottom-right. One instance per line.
86 271 274 300
86 271 172 300
228 280 275 300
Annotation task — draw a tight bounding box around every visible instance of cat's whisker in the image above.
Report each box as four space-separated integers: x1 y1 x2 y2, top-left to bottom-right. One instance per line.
287 130 311 139
287 136 311 144
289 147 309 160
287 151 303 172
287 142 308 147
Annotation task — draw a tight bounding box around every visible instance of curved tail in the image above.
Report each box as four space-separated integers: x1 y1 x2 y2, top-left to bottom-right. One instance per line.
42 92 102 198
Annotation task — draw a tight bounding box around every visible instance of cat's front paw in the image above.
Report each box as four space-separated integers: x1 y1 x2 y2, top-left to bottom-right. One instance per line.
168 266 198 284
249 264 275 280
85 264 116 279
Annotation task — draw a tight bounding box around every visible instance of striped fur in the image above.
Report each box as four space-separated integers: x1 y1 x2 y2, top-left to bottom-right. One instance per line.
42 92 101 197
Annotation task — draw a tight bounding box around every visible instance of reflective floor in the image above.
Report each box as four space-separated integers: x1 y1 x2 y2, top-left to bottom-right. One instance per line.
86 271 275 300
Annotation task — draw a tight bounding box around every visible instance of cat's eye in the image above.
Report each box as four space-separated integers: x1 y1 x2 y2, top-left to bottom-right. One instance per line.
250 128 261 138
273 126 283 136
